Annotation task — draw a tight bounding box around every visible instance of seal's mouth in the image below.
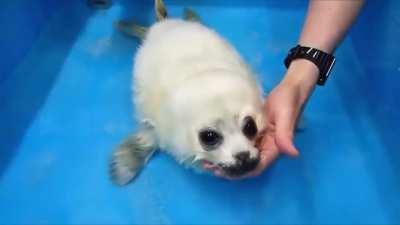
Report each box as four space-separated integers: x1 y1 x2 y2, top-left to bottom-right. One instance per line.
218 158 259 177
203 158 260 177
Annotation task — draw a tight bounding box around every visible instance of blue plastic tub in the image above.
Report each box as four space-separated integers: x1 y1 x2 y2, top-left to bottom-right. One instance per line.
1 0 399 224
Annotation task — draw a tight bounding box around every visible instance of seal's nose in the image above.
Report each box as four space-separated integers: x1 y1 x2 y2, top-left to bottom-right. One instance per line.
234 151 250 163
218 151 259 177
235 151 259 172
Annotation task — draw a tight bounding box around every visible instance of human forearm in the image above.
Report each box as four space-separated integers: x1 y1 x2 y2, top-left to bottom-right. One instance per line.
299 0 365 53
283 0 365 98
257 0 365 162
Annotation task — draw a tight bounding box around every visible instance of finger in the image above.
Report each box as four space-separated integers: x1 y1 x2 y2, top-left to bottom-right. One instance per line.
247 151 279 177
274 110 300 156
248 135 280 177
275 132 299 157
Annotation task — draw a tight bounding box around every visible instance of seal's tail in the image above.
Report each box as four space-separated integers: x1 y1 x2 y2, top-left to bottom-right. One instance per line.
114 20 148 40
114 0 167 40
114 0 203 40
109 127 158 186
183 7 201 22
155 0 168 21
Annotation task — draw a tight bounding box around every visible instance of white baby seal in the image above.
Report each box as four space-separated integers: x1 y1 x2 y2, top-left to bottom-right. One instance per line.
110 0 265 185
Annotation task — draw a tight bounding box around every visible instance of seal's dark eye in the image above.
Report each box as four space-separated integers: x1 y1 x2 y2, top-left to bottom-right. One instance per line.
198 129 223 151
242 116 258 140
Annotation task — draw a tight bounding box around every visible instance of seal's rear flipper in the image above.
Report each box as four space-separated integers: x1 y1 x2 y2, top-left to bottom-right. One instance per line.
183 8 201 22
114 20 148 40
155 0 168 21
109 127 157 186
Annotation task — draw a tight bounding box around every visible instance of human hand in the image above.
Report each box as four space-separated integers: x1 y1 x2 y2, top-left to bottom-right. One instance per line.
259 59 320 154
203 59 319 179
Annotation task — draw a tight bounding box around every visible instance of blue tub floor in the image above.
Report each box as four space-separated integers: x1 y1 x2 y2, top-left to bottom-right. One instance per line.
1 1 400 224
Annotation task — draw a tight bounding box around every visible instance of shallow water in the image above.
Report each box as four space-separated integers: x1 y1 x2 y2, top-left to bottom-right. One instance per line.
0 0 399 224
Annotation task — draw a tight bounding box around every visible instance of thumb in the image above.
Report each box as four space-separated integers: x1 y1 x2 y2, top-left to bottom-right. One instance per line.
275 118 300 157
275 133 299 157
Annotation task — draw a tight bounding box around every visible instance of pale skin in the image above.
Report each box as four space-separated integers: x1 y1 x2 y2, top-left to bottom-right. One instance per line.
205 0 365 179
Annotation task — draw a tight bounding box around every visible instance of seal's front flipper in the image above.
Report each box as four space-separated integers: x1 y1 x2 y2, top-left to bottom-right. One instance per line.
109 127 157 186
114 20 148 40
183 8 201 22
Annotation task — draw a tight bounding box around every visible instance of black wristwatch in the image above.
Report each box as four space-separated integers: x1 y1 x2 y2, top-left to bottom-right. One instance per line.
284 45 336 86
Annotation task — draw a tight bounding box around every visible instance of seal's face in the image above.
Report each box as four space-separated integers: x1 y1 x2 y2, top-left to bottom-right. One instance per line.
196 114 262 177
161 71 265 177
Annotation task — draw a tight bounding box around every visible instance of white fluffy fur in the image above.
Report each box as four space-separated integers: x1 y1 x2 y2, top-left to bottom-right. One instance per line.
133 19 265 167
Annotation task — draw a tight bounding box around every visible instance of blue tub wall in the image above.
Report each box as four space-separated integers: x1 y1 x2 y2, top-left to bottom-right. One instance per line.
343 0 400 219
0 0 399 224
0 0 69 82
0 0 93 177
350 0 400 153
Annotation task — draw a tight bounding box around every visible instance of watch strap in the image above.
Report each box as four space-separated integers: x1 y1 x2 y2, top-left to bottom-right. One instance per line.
284 45 336 86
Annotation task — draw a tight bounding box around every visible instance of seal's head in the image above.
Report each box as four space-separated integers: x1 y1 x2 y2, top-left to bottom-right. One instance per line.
158 70 265 177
